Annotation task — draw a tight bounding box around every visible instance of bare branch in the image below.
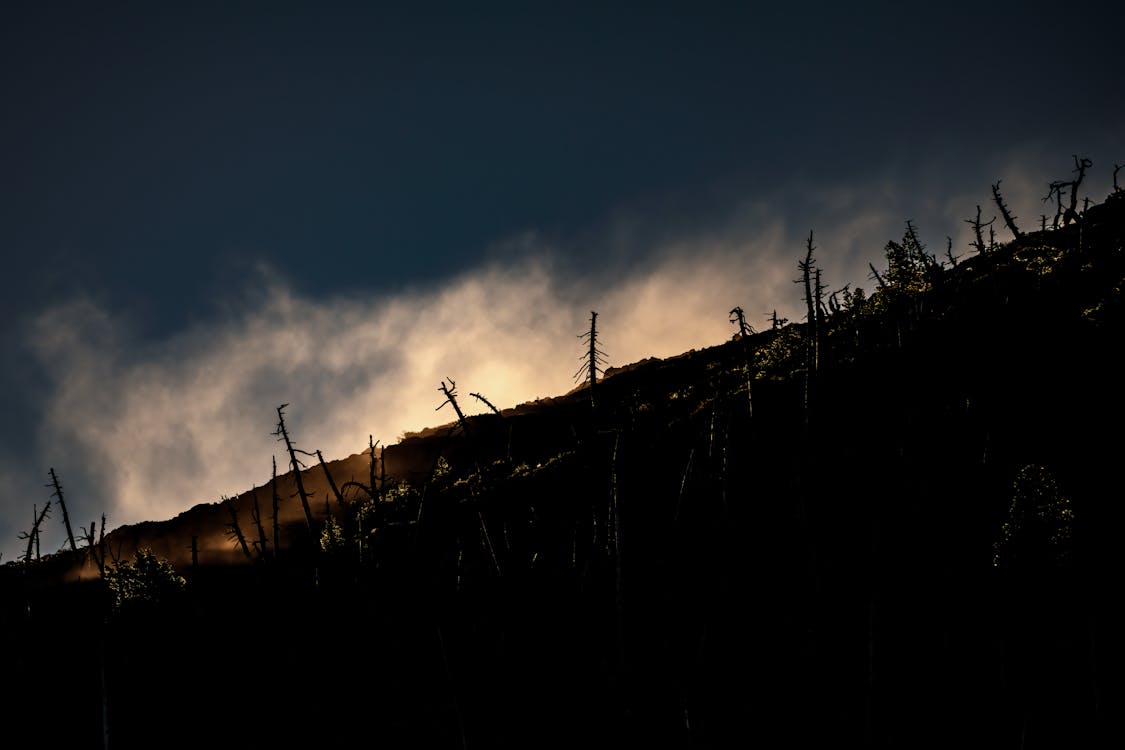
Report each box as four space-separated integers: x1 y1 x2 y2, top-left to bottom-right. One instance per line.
46 468 78 553
992 180 1022 239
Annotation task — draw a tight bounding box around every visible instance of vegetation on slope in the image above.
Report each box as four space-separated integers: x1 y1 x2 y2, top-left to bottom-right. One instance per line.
2 181 1122 749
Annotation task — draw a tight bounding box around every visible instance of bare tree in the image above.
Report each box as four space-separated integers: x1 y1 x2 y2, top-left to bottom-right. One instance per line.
249 487 269 560
964 205 995 255
797 232 820 373
1065 155 1092 224
48 467 78 553
82 521 101 575
271 456 282 557
1114 163 1122 193
1045 181 1068 229
19 502 52 564
945 237 960 267
342 435 384 503
317 450 346 514
81 518 106 577
815 267 829 322
470 391 502 416
729 306 756 416
274 404 315 529
437 378 472 436
729 306 753 339
867 263 887 291
224 497 253 562
992 180 1022 239
371 435 383 502
575 311 607 408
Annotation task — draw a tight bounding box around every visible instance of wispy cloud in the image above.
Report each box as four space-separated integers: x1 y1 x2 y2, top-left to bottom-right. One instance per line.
17 146 1123 556
25 214 812 538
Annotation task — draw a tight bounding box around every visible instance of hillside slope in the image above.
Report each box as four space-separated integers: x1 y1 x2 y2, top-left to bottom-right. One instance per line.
3 190 1122 749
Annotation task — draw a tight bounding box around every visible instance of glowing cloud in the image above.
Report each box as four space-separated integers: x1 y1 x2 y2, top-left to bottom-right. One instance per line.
29 220 809 531
24 152 1119 546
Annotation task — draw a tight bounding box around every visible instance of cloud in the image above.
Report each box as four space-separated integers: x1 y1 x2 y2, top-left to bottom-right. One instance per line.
18 144 1123 556
20 203 827 539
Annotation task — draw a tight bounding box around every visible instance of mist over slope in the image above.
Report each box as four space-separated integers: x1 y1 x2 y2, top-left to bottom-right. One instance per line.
3 186 1121 747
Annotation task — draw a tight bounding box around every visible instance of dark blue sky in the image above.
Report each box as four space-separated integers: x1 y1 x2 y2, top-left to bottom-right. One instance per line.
2 1 1122 560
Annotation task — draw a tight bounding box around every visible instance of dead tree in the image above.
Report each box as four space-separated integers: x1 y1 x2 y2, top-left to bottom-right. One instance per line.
1065 155 1093 224
271 456 282 557
47 467 78 553
868 263 887 291
575 311 607 408
797 232 820 373
729 306 752 339
1114 163 1122 192
769 310 788 330
342 436 383 503
317 450 346 514
470 391 502 416
945 238 959 267
729 306 756 416
81 517 108 575
828 290 841 316
274 404 315 529
224 497 253 561
437 378 472 436
1045 181 1068 229
814 267 829 322
991 180 1022 239
371 435 383 501
964 205 995 255
249 488 269 560
19 501 52 564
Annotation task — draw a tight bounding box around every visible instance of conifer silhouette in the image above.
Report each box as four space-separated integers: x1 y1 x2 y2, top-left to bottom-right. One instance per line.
575 311 607 408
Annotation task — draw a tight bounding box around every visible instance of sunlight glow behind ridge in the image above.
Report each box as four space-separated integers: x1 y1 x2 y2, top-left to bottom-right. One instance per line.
19 151 1103 552
29 228 803 529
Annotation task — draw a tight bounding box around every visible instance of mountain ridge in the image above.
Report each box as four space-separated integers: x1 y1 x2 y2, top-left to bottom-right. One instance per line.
4 186 1122 748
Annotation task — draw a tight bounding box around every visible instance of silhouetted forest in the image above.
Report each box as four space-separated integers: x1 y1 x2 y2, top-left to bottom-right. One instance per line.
3 178 1122 749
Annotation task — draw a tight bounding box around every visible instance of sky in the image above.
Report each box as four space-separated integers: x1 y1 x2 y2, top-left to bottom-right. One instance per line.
1 0 1122 562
